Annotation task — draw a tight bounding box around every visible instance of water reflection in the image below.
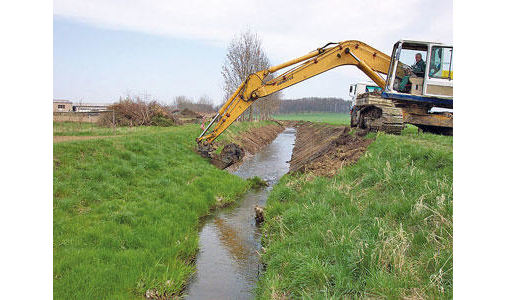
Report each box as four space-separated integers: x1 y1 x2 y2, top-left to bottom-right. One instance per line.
185 128 295 300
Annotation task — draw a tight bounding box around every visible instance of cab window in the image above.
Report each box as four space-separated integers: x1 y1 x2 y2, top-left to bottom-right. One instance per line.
366 86 381 93
429 47 453 79
396 46 428 78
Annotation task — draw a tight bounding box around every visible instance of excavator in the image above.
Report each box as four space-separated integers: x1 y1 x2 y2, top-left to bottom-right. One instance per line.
197 39 453 148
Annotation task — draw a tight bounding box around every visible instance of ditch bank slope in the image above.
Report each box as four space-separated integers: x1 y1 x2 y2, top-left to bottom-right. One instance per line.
207 121 373 176
205 123 285 170
284 121 373 176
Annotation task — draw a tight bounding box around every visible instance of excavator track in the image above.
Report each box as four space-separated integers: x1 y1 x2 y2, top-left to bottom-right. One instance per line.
355 93 404 134
359 105 404 134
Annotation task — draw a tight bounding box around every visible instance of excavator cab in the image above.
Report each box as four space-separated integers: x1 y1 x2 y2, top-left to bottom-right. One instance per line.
198 39 454 147
384 40 453 108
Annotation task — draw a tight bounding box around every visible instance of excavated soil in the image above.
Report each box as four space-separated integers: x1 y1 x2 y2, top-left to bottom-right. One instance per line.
285 121 373 177
203 121 371 176
205 124 285 170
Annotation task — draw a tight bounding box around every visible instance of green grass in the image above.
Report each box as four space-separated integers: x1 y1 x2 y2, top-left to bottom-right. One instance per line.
53 124 254 299
53 121 172 136
257 128 453 299
54 120 453 298
274 112 350 126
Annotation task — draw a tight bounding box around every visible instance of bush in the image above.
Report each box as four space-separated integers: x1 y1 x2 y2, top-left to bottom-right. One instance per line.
151 115 174 127
98 97 182 127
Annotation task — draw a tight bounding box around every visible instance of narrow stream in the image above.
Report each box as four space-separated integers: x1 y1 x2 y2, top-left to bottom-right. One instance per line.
185 128 296 300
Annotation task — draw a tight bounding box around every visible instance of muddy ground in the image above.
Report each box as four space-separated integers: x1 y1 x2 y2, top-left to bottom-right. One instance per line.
282 121 373 177
208 121 372 177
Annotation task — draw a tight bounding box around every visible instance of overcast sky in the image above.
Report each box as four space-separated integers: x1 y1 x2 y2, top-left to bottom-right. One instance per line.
53 0 453 105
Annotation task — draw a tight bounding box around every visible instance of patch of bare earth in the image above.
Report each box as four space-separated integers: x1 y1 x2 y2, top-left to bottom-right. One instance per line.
287 121 373 177
53 136 116 143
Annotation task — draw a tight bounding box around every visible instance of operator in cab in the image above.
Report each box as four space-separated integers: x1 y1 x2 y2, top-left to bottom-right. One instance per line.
399 53 426 92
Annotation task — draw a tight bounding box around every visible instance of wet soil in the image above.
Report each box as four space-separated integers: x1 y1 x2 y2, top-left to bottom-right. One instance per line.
206 120 372 176
287 121 373 177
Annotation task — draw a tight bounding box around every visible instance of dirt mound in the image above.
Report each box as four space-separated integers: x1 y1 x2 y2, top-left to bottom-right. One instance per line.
209 143 245 169
289 122 373 176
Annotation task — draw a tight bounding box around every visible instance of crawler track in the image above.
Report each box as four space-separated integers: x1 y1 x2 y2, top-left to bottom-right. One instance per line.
360 105 404 134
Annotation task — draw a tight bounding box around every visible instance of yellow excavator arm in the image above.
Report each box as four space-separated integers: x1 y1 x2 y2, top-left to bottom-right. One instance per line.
197 40 392 145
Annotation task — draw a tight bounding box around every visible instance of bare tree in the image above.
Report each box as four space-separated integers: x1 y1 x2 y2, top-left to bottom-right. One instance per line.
197 94 215 112
258 91 282 120
173 95 214 113
221 29 277 122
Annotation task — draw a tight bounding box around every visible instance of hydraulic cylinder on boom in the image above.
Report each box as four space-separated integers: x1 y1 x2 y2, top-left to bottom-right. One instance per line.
198 39 453 146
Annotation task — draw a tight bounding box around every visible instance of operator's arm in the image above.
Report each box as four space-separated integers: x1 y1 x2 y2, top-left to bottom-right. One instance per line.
197 40 392 145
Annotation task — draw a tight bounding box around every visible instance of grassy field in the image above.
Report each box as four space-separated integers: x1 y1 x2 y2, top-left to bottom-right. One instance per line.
257 127 453 299
54 120 453 298
274 112 350 126
53 122 267 299
53 121 171 136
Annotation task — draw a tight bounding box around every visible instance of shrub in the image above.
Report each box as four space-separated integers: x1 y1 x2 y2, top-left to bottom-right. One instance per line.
98 97 182 127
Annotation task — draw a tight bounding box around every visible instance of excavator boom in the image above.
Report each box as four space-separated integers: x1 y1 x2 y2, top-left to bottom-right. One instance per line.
198 40 392 145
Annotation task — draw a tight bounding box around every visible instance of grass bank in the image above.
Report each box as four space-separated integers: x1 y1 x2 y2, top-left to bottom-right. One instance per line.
274 112 350 126
257 128 453 299
54 124 255 299
53 121 170 136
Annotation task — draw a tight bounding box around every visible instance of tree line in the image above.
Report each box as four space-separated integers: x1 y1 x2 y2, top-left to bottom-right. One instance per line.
173 95 216 113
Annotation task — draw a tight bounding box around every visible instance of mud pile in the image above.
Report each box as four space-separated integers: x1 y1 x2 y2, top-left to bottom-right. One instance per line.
288 121 373 177
208 143 245 169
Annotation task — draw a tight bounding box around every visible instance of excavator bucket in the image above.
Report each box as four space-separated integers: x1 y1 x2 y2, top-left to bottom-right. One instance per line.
196 142 244 169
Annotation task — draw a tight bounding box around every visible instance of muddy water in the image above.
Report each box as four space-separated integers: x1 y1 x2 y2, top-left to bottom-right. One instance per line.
185 128 296 300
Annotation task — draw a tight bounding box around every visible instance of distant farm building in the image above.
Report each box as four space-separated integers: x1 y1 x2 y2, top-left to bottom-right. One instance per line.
53 100 111 113
53 100 112 123
53 99 73 112
73 103 110 112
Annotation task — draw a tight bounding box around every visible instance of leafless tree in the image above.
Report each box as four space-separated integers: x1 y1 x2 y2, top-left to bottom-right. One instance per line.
221 29 281 121
173 95 214 112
